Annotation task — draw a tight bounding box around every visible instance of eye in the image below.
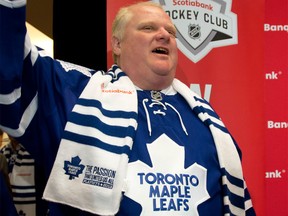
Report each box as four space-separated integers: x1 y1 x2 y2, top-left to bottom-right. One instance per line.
143 25 154 31
168 30 176 38
166 27 177 38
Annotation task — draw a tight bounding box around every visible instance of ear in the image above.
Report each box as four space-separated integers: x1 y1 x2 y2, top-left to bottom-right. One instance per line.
111 36 121 55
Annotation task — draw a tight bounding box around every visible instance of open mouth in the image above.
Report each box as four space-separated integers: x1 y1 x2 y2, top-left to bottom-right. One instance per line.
152 47 169 55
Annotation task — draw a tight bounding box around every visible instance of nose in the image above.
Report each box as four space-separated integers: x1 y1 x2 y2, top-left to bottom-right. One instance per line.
155 27 171 41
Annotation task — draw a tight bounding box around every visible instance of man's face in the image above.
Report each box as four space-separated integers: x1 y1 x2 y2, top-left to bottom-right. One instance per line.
114 5 178 90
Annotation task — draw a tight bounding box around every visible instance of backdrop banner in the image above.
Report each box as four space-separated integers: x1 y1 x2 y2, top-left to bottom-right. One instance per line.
106 0 287 215
264 0 288 215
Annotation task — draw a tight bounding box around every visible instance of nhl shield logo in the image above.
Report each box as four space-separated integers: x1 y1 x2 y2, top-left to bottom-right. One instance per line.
152 0 238 63
189 24 201 39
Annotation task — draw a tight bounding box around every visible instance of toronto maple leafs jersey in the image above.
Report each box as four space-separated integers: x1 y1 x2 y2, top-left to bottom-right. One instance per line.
0 1 253 216
117 88 224 216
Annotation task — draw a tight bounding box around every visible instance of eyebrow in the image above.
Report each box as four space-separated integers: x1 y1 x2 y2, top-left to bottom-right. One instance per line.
138 21 176 30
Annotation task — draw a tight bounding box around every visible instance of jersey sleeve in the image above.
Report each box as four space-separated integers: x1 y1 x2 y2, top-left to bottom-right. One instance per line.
0 1 94 170
0 1 29 133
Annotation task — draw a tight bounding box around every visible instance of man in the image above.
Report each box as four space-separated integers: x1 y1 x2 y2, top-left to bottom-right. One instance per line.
0 1 255 215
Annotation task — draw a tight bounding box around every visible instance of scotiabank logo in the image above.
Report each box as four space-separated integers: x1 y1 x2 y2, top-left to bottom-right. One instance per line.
100 83 133 94
265 71 283 80
267 120 288 129
264 24 288 33
152 0 238 63
265 169 286 179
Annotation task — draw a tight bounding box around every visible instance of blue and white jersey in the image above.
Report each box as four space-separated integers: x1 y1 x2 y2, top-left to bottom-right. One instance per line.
117 88 223 215
0 1 255 216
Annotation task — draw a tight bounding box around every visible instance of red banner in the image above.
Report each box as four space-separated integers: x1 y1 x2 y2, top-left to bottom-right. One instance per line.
107 0 287 215
264 0 288 215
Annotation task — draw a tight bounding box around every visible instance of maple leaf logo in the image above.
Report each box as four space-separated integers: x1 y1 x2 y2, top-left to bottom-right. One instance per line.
63 156 85 180
125 134 210 216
